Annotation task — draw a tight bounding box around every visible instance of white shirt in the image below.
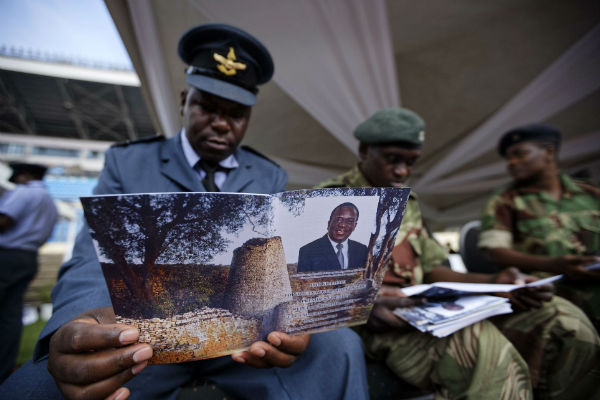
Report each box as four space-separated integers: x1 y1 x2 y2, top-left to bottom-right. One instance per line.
327 236 349 269
180 130 239 190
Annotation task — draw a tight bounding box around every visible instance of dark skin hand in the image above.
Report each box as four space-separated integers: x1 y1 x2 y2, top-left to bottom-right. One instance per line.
48 307 152 400
552 255 600 280
492 267 554 312
366 285 426 333
425 266 554 312
231 332 310 368
48 307 310 400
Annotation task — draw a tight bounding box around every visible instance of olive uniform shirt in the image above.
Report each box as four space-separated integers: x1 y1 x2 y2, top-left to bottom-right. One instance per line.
479 173 600 275
317 167 600 400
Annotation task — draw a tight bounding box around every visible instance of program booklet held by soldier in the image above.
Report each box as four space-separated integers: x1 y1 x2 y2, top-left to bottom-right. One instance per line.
81 187 409 364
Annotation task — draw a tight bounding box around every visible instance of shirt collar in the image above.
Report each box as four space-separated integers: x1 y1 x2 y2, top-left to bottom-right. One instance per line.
180 129 239 170
328 235 348 249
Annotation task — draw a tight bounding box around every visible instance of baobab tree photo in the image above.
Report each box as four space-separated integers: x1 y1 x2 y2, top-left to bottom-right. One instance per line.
82 192 274 318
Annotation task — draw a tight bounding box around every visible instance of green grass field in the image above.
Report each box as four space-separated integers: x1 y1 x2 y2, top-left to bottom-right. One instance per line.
17 319 46 366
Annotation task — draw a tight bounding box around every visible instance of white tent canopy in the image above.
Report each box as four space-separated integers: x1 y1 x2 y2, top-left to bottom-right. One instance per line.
105 0 600 229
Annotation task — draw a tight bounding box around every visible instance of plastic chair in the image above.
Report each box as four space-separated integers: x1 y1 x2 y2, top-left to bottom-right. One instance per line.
459 220 501 274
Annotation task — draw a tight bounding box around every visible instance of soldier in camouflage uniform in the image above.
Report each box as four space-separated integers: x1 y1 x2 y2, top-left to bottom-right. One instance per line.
479 124 600 331
317 109 600 400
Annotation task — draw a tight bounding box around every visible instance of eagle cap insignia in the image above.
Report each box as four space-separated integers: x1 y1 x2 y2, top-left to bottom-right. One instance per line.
213 47 247 76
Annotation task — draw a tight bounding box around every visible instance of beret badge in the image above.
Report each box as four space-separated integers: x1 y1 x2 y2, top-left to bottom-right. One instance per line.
213 47 247 76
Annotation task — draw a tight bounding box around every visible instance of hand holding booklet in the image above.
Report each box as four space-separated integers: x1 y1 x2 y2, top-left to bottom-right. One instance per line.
392 264 600 337
81 187 410 363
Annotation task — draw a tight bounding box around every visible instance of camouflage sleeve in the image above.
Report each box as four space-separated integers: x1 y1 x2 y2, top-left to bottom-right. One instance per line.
403 198 448 274
413 234 448 275
479 192 514 249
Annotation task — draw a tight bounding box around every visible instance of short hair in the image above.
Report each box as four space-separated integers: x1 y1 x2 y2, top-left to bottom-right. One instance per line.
329 202 359 221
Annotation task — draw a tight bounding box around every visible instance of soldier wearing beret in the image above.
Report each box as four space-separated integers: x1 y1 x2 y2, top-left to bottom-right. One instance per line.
0 163 58 383
317 109 600 399
1 24 369 400
479 123 600 331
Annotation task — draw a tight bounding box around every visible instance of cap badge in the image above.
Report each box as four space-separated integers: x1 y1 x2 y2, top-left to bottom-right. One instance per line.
213 47 247 76
418 130 425 142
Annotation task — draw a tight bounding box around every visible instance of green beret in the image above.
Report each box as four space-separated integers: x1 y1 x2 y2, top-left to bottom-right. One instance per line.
354 108 425 147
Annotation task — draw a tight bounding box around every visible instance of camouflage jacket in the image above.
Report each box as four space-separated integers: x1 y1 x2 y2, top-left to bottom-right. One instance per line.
316 165 448 287
479 173 600 257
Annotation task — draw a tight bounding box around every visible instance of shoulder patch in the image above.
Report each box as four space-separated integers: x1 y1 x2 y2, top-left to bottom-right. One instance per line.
111 135 166 148
240 145 280 167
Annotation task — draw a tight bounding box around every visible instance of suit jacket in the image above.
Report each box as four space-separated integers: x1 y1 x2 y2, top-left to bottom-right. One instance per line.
34 135 287 359
297 234 368 273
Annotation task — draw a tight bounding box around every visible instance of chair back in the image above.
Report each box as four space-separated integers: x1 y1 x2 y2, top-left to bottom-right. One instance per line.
459 220 501 274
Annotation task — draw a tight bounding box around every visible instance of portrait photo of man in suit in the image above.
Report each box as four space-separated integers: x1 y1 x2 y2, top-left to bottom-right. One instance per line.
297 202 369 273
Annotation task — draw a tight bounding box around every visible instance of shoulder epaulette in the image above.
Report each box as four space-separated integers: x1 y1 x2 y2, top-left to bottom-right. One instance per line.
240 145 280 167
111 135 166 148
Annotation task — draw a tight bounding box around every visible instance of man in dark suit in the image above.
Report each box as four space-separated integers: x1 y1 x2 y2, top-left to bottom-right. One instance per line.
1 24 368 400
297 202 368 272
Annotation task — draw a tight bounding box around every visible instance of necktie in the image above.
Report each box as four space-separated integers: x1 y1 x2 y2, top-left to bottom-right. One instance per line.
336 243 345 268
197 160 220 192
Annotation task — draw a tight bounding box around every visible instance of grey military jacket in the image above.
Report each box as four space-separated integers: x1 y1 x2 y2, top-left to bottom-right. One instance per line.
34 135 287 359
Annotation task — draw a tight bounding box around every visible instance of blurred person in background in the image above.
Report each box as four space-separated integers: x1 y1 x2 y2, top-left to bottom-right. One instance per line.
0 162 58 383
479 123 600 331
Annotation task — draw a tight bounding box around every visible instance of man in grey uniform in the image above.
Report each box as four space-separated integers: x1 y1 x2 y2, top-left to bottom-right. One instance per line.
0 162 57 383
0 24 368 400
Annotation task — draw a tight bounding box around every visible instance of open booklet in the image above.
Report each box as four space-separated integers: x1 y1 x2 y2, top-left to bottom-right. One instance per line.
81 187 410 364
393 263 600 337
